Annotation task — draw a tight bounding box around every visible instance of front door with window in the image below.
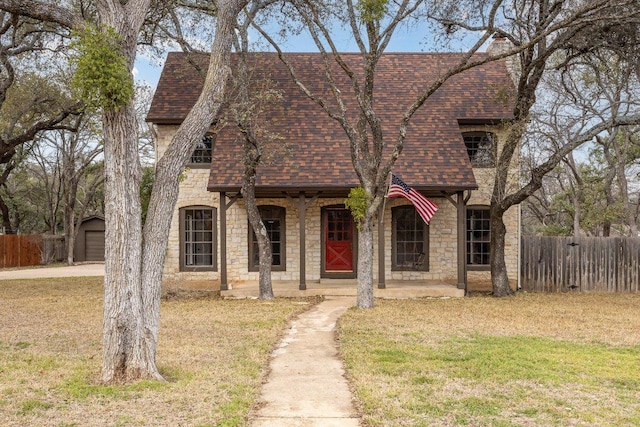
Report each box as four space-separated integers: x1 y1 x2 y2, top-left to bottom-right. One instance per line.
323 207 354 272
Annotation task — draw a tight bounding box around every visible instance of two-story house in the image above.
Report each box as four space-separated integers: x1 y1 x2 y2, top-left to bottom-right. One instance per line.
146 48 519 295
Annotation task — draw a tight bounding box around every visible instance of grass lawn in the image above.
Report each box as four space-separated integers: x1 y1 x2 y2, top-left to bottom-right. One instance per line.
0 277 316 427
338 293 640 427
3 279 640 427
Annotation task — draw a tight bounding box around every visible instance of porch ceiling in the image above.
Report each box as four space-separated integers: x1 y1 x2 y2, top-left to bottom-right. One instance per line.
209 184 476 199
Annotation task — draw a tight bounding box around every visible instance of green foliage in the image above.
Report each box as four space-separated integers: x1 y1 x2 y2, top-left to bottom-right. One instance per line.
540 154 632 236
356 0 388 23
578 163 625 234
70 25 134 110
18 399 53 415
344 186 371 228
0 73 74 138
538 223 572 236
140 165 154 225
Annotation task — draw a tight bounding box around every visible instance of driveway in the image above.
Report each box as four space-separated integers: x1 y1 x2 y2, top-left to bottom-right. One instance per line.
0 263 105 280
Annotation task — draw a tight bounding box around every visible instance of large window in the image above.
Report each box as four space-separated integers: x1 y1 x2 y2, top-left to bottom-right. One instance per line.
249 205 286 271
189 133 214 165
467 207 490 268
463 132 496 168
180 206 216 271
392 206 429 271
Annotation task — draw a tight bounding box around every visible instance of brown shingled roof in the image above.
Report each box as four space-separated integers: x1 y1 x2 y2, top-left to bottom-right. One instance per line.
147 52 515 195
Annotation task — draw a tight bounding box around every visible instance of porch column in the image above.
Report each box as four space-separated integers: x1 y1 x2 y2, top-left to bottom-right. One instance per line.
378 204 386 289
219 192 239 291
456 191 467 291
299 192 307 290
220 192 228 291
287 191 320 290
220 192 229 291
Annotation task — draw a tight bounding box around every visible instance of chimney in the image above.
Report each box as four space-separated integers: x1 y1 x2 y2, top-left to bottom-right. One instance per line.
486 33 509 57
486 33 520 86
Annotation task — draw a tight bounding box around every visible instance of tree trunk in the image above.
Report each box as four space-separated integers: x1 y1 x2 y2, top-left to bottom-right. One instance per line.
64 177 77 265
616 132 638 236
601 145 617 237
0 194 14 234
356 216 374 308
101 105 161 383
242 178 273 300
65 207 75 264
572 193 584 237
489 207 514 297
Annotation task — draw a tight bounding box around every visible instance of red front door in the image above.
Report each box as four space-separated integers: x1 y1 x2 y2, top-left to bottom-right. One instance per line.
324 208 354 271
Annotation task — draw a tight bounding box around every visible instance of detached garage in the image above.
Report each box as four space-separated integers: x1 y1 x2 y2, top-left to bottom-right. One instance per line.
74 216 105 262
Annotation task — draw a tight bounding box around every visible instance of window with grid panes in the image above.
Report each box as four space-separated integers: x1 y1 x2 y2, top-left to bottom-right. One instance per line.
249 206 286 271
180 207 216 271
392 206 429 271
189 133 214 165
463 132 496 168
466 207 490 268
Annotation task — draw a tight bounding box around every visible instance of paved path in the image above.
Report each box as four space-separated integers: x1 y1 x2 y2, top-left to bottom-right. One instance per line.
251 296 361 427
0 263 105 280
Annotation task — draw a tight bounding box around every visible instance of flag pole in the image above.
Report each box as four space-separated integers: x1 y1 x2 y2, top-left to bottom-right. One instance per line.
380 172 392 225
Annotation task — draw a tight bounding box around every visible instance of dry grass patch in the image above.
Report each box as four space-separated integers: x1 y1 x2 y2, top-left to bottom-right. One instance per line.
0 278 317 426
338 293 640 427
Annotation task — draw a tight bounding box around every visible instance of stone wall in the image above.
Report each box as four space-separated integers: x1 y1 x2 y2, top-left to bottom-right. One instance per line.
154 122 521 292
460 123 520 290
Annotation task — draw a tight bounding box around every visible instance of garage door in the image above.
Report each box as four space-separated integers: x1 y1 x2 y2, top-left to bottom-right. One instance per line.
85 231 105 261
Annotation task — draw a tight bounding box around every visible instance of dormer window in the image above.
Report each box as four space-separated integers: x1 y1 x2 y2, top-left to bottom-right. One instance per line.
463 132 495 168
189 133 214 165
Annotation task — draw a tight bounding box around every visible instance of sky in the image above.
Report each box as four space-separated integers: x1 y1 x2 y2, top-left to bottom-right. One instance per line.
133 20 483 89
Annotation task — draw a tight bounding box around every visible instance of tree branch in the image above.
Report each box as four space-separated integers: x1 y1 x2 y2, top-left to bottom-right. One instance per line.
0 0 82 29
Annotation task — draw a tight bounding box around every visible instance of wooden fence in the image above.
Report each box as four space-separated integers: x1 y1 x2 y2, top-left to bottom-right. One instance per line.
0 235 43 268
521 237 640 292
0 235 67 268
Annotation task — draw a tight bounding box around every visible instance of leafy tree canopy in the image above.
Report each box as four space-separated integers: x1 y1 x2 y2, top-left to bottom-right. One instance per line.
0 72 74 139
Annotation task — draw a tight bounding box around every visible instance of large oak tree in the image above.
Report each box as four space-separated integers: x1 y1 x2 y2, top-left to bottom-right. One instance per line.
255 0 640 302
0 0 248 382
255 0 508 307
474 0 640 295
0 14 81 233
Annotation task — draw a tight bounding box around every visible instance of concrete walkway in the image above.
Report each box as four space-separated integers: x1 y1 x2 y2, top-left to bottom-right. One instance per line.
251 296 361 427
0 263 105 280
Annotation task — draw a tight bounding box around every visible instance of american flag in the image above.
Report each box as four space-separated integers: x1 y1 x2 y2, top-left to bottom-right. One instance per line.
387 174 438 224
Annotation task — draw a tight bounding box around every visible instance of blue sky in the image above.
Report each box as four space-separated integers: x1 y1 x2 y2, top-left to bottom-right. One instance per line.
133 21 480 89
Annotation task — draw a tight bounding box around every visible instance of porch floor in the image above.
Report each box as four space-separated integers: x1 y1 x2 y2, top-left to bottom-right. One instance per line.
221 279 464 299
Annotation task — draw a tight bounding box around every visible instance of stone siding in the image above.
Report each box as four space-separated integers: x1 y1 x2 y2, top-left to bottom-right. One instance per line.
155 123 520 292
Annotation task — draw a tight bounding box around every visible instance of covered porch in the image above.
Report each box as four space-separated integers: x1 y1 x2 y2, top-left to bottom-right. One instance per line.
217 189 471 294
221 279 464 299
